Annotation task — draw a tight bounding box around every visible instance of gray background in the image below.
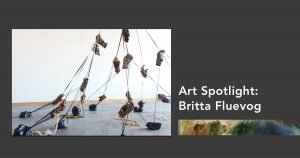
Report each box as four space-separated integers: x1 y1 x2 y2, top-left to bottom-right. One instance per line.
1 0 300 157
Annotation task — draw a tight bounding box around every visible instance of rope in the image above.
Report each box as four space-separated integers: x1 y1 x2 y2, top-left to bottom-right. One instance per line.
132 61 170 96
126 69 129 92
30 103 52 113
86 73 117 100
121 115 129 135
63 51 92 101
136 29 145 100
144 29 171 60
140 79 144 100
145 29 160 51
137 112 147 123
124 42 130 92
64 87 80 97
86 52 95 78
103 65 114 94
62 51 91 94
122 38 126 55
30 110 53 128
59 89 81 122
153 66 161 122
163 56 171 68
51 114 60 135
86 31 123 101
136 29 144 64
121 39 132 136
115 32 123 57
31 51 92 128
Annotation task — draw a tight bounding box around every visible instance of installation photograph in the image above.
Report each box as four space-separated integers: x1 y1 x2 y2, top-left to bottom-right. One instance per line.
12 29 171 136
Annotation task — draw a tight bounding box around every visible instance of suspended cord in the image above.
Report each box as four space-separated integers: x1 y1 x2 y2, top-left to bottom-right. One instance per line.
115 32 123 57
87 31 123 101
144 29 171 59
145 29 160 51
30 113 52 128
64 86 80 97
30 53 89 114
59 89 81 122
86 73 117 100
126 69 130 92
30 86 80 114
148 75 171 96
121 114 129 135
30 103 52 113
140 79 144 100
136 29 144 64
121 38 132 136
132 61 171 96
153 66 161 122
137 112 147 123
32 51 92 128
62 51 91 94
102 31 122 93
163 56 171 68
136 29 145 100
86 52 95 78
103 65 114 94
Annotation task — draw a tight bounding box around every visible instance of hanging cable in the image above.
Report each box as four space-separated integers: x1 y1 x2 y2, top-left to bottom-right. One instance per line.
88 31 123 102
137 112 147 123
136 29 144 64
59 89 81 122
132 61 170 96
136 29 145 100
62 51 92 94
153 66 161 122
86 52 95 78
145 29 160 51
144 29 171 59
86 73 117 100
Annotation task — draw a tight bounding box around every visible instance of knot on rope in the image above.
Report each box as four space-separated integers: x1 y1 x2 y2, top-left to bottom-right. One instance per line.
80 78 89 92
122 54 133 69
122 29 130 42
113 57 121 74
118 100 134 118
158 94 169 103
19 111 32 118
13 124 32 136
96 34 107 48
156 50 165 66
140 65 148 78
92 44 100 55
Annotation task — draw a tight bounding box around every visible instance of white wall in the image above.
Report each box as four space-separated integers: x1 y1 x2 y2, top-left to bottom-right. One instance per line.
12 29 171 102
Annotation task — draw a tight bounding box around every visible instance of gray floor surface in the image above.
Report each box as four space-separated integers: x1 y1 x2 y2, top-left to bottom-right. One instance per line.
12 101 171 136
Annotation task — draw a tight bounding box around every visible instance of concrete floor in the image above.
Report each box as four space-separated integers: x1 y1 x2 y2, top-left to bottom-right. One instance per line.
12 101 171 136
